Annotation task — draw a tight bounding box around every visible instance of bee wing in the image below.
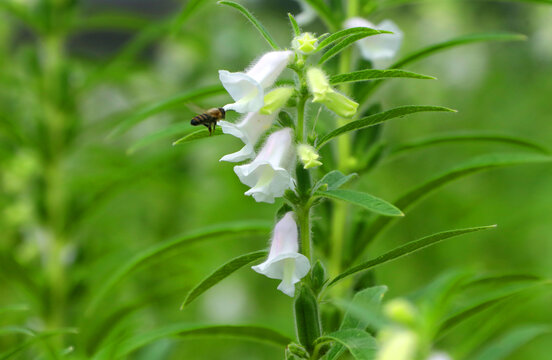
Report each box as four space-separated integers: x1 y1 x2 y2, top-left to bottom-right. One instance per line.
185 102 206 114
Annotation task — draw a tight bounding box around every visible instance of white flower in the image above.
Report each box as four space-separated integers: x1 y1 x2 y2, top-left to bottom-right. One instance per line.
234 128 295 203
252 212 310 297
427 352 453 360
294 1 316 26
344 17 403 68
219 51 293 113
219 112 276 162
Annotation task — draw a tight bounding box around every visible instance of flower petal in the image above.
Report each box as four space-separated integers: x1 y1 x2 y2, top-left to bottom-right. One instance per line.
219 70 264 113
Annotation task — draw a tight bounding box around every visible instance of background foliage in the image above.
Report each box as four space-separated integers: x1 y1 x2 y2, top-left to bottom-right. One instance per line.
0 0 551 359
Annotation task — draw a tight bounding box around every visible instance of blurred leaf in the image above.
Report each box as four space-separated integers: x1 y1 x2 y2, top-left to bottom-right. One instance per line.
315 189 403 217
380 0 552 9
314 170 357 192
314 329 377 360
439 279 548 334
463 274 543 289
109 85 225 138
316 105 456 149
173 0 212 31
0 328 77 360
94 324 292 359
0 304 29 315
353 153 552 260
218 1 280 50
302 0 338 31
127 122 193 154
471 325 551 360
317 27 383 51
0 326 35 337
389 132 550 157
326 286 387 360
181 250 267 308
172 127 224 145
330 69 435 85
288 13 301 36
319 31 392 65
86 221 271 316
73 12 154 31
330 225 496 286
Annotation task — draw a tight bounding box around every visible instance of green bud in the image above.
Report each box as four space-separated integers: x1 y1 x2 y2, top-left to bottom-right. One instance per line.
294 285 322 353
260 87 294 115
286 343 309 359
310 260 326 294
292 32 318 54
306 67 358 118
383 298 417 326
297 144 322 169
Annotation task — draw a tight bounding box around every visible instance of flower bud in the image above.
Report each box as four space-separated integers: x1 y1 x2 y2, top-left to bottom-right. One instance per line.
383 298 417 326
292 32 318 54
260 87 294 115
306 67 358 118
297 144 322 169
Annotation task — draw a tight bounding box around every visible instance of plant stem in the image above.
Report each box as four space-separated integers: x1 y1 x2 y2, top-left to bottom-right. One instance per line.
297 94 307 143
297 205 312 262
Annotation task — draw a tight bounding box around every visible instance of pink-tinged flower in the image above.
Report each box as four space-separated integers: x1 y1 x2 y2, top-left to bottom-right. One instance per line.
344 17 403 68
252 212 310 297
219 51 293 113
219 112 276 162
234 128 295 203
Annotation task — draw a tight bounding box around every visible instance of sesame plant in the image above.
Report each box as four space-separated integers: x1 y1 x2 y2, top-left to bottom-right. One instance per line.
1 0 552 359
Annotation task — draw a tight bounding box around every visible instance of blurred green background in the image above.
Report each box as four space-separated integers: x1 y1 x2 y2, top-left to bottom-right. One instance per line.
0 0 551 359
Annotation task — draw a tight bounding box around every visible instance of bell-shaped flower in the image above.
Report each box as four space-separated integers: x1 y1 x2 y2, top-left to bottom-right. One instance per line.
234 128 295 203
252 212 310 297
344 17 403 68
306 67 358 118
219 112 276 162
297 144 322 169
219 51 293 113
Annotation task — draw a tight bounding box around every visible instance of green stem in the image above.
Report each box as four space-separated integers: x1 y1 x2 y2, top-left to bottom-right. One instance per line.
297 94 307 143
297 205 312 262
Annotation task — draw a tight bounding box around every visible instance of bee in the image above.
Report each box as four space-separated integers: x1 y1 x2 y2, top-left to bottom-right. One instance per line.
190 107 226 135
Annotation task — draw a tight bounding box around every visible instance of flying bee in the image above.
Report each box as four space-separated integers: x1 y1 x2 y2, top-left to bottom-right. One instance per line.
190 107 226 136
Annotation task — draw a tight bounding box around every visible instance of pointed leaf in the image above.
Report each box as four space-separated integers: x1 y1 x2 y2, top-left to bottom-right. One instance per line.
472 325 551 360
93 324 291 359
86 221 271 316
315 189 403 217
218 1 280 50
352 153 552 261
389 132 549 157
319 31 392 65
181 250 267 308
314 329 377 360
315 170 357 192
288 13 301 36
330 69 435 85
127 122 193 154
330 225 496 287
173 127 224 145
317 27 383 51
316 106 456 149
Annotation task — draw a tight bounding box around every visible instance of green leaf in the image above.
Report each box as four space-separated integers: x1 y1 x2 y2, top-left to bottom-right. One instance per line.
86 221 271 316
438 280 547 334
330 225 496 287
319 31 392 65
330 69 436 85
352 153 552 261
0 326 35 337
315 170 357 191
380 0 552 10
0 304 29 315
127 122 193 154
326 286 387 360
392 33 526 69
314 329 377 360
316 189 403 217
471 325 551 360
172 0 212 32
109 85 225 138
317 27 382 51
302 0 338 31
94 324 292 359
173 127 224 145
0 328 78 360
217 1 280 50
288 13 301 36
181 250 267 308
316 106 456 149
389 132 550 157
